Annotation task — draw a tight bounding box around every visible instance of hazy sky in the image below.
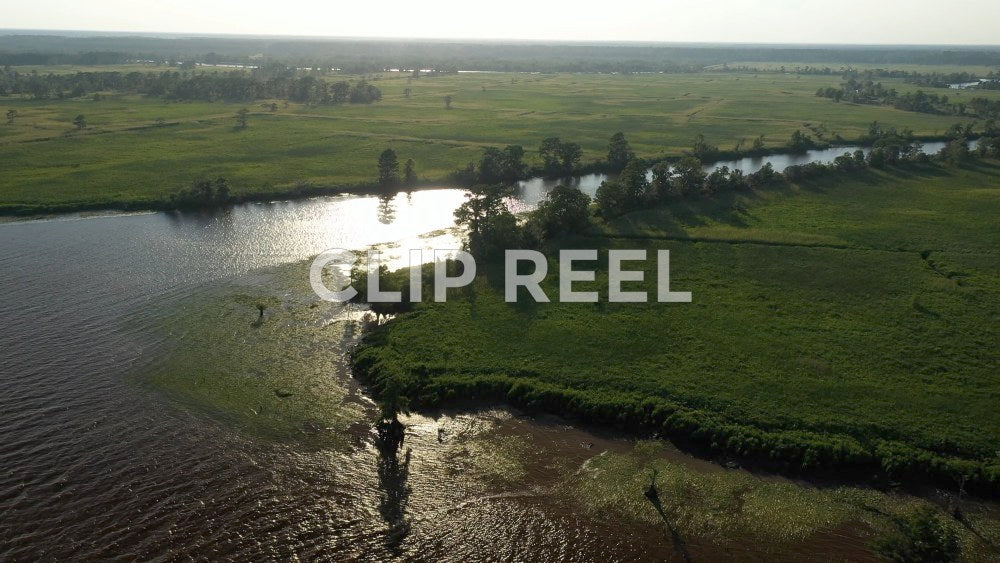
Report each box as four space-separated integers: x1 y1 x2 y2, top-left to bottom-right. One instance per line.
5 0 1000 45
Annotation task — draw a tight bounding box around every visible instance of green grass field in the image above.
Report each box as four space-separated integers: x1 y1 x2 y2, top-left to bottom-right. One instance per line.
1 69 994 212
354 161 1000 490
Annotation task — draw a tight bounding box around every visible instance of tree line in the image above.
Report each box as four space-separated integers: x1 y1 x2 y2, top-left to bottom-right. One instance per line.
816 77 1000 119
0 68 382 104
440 125 1000 261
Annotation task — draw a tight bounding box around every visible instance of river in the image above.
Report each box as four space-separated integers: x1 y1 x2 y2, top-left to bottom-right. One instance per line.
0 143 979 560
513 140 965 206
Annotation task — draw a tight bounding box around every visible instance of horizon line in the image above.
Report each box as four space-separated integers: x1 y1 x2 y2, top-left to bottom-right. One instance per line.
2 28 1000 50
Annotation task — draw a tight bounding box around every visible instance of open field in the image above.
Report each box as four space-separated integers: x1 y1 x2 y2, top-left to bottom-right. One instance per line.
354 162 1000 491
1 70 991 212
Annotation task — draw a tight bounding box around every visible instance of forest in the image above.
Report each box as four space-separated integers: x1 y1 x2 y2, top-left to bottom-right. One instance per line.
0 66 382 103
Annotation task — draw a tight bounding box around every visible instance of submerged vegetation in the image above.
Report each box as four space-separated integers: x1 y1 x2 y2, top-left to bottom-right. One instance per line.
139 266 368 448
570 442 999 559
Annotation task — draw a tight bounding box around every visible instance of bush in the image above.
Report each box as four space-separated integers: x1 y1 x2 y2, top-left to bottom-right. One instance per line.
169 177 233 209
872 507 960 562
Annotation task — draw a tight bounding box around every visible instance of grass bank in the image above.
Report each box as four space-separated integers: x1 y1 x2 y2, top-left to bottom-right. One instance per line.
353 161 1000 495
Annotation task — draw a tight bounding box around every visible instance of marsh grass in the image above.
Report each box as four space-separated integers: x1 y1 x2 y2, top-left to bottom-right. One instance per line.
2 71 991 212
354 164 1000 491
568 441 1000 559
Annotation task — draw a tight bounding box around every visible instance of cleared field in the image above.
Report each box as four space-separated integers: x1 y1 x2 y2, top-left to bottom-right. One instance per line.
0 70 985 211
354 162 1000 491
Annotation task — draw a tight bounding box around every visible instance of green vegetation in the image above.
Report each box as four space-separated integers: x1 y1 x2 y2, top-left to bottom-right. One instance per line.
137 264 367 448
569 441 998 559
3 69 998 214
872 506 960 561
354 161 1000 494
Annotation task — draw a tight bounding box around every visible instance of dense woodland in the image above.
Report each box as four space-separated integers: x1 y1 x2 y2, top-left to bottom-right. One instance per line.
0 66 381 103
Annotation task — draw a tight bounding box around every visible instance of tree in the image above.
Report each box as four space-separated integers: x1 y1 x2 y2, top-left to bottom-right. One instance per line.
673 157 706 195
595 180 628 217
607 131 635 170
867 120 885 141
539 137 564 176
403 159 417 186
235 108 248 129
748 162 781 188
526 184 592 240
690 134 719 162
454 184 521 260
403 88 412 99
444 95 453 109
500 145 527 182
72 114 87 130
348 80 382 104
454 184 510 238
650 162 677 199
557 142 582 174
5 109 15 124
787 130 817 153
704 166 733 195
619 158 650 202
477 147 505 184
939 139 971 165
377 149 400 186
474 145 527 184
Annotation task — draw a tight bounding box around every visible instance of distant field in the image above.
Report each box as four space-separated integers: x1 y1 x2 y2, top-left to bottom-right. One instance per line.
0 70 990 212
354 162 1000 488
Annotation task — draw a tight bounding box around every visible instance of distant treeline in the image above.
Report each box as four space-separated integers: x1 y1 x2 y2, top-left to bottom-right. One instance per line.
4 34 1000 73
424 126 1000 255
817 77 1000 119
721 64 1000 86
0 67 381 103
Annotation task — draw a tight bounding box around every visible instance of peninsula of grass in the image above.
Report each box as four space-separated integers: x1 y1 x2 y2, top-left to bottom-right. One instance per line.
3 70 997 214
353 161 1000 495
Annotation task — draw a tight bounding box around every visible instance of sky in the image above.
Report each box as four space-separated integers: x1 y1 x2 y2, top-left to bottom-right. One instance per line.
4 0 1000 45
